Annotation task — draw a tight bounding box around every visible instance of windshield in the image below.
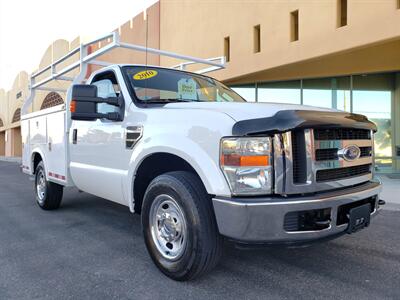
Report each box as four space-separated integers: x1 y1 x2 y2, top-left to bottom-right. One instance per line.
122 66 246 103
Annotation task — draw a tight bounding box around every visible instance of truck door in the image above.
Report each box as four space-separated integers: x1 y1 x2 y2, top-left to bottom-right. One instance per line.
69 70 131 205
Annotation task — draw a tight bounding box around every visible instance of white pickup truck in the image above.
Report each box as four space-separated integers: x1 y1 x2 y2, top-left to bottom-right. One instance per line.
21 33 383 281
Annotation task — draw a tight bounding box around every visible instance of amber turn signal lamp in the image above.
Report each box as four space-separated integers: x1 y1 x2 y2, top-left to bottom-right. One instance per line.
69 100 76 113
220 154 269 167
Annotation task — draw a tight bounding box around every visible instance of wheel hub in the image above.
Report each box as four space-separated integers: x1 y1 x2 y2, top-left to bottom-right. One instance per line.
36 170 46 201
158 212 182 242
150 195 187 261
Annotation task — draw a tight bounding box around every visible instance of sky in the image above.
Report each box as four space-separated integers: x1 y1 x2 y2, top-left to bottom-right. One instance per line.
0 0 158 90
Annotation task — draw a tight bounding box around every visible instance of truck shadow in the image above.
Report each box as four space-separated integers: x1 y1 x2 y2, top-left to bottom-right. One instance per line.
57 188 399 298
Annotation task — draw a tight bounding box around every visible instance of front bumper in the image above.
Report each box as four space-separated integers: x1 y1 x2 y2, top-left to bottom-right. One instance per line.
212 180 382 243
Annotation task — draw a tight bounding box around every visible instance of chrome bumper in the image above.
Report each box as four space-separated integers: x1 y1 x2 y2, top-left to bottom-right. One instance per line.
212 181 382 243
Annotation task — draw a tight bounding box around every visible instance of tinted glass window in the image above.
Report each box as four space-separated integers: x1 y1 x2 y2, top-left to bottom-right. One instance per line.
123 67 245 103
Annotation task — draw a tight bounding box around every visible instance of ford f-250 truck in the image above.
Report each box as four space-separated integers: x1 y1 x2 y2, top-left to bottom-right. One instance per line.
21 33 383 281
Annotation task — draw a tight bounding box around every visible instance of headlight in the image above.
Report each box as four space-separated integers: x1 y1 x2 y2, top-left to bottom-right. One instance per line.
220 137 273 195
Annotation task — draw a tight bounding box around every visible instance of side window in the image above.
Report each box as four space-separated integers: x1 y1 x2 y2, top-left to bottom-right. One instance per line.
91 74 121 115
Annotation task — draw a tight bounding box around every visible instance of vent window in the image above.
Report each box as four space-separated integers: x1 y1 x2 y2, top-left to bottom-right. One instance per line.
253 25 261 53
337 0 348 27
224 36 230 62
290 10 299 42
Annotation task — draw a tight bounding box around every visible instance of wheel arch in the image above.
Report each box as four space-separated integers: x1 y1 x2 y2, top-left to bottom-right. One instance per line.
132 152 207 214
30 149 47 176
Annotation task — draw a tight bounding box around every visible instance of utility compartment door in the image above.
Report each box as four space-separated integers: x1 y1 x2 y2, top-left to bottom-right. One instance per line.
21 119 31 174
30 116 47 145
46 110 68 184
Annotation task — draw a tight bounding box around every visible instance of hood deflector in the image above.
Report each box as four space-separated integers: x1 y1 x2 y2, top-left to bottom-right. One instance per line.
232 110 377 136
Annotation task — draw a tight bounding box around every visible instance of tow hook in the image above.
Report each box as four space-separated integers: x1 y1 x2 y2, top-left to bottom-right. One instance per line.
314 219 331 229
378 199 386 206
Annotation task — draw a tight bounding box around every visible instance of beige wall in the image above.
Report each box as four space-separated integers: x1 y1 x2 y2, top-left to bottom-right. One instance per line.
159 0 400 83
0 89 7 130
4 128 22 157
1 0 400 160
7 72 28 128
90 1 160 72
0 132 5 156
394 73 400 170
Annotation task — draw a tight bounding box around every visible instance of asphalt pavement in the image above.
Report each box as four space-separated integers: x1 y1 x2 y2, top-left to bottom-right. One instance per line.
0 160 399 300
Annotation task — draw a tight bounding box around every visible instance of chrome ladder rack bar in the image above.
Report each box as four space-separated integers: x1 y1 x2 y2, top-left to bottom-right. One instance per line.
22 31 225 115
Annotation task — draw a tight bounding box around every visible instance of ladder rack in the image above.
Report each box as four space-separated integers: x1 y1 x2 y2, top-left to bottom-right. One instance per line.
22 31 225 114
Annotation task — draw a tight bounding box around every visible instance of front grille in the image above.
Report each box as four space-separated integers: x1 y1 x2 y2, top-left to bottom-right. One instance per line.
291 131 307 183
316 164 371 182
360 146 372 157
285 127 373 194
315 148 338 161
315 146 372 161
314 128 371 140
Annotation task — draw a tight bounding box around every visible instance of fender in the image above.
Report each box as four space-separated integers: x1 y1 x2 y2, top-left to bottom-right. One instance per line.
30 148 48 179
123 133 231 213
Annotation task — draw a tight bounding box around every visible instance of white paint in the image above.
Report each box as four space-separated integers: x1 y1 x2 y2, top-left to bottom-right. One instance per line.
21 64 336 213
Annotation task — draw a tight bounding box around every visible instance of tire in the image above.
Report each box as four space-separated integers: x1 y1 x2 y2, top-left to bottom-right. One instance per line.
141 171 222 281
34 161 63 210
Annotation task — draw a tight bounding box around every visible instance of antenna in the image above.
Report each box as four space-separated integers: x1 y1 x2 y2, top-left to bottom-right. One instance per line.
144 8 148 102
144 8 148 67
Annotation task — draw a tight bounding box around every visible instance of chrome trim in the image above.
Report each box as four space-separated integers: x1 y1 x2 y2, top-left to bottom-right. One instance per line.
273 133 288 193
314 156 373 170
314 139 372 149
212 181 382 242
274 128 374 195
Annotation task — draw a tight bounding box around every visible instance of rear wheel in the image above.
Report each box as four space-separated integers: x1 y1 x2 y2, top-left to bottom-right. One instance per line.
35 161 63 210
141 171 222 281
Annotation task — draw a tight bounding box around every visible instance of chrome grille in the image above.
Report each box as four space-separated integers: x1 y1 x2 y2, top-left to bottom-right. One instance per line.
315 146 372 161
316 164 372 182
314 128 371 140
273 128 374 195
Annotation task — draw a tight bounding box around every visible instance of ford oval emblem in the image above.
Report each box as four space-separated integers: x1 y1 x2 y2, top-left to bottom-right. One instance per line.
342 145 361 161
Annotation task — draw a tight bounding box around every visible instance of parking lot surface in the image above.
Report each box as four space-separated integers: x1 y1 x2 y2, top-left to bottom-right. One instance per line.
0 161 399 299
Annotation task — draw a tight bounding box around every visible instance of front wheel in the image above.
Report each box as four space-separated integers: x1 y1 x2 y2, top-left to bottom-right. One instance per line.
141 171 222 281
35 161 63 210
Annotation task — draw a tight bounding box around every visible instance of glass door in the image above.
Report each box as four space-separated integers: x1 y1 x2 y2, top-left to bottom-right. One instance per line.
352 73 394 172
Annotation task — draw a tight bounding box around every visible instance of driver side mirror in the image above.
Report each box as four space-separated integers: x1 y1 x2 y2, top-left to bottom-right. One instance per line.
70 84 124 121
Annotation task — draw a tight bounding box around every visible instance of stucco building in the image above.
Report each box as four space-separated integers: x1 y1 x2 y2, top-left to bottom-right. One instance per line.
0 0 400 173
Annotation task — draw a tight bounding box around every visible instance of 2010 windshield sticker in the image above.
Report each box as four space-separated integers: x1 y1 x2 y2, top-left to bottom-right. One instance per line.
133 70 158 80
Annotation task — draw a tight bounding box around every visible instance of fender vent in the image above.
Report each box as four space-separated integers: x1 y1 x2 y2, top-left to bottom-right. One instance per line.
126 126 143 149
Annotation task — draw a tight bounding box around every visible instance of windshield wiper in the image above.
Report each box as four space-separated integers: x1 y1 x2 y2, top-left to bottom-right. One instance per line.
144 98 196 103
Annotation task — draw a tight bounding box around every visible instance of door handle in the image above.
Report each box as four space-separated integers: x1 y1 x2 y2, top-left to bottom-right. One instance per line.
73 129 78 144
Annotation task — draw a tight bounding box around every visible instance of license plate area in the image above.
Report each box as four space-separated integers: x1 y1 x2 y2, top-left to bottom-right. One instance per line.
347 203 371 233
337 196 376 226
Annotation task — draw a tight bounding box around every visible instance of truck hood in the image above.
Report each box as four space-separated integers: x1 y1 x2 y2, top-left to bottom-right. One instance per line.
164 102 335 122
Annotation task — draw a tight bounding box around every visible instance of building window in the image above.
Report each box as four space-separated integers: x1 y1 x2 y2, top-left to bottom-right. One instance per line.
231 84 256 102
398 0 400 9
290 10 299 42
0 118 3 127
12 108 21 123
224 36 230 62
258 80 301 104
352 73 394 170
303 77 351 111
41 92 64 110
337 0 347 27
253 25 261 53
